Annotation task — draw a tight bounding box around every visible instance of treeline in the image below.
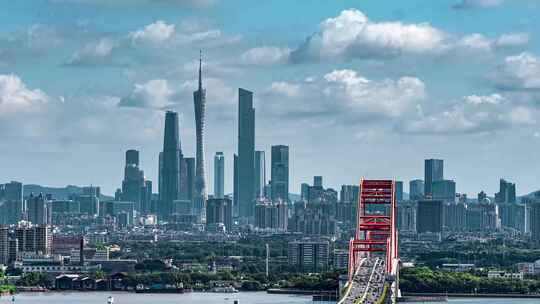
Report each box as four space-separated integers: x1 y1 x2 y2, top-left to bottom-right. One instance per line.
122 269 341 291
401 267 540 294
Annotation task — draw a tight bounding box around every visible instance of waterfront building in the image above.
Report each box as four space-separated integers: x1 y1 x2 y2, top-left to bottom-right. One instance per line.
288 240 329 273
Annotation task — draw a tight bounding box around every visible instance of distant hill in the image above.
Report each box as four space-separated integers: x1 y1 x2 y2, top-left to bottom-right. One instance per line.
23 184 113 201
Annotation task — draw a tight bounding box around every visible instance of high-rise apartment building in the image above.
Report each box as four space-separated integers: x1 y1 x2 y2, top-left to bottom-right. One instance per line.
0 226 8 265
417 200 443 234
424 159 444 197
495 179 516 204
409 179 424 200
288 240 329 273
271 145 289 202
214 152 225 199
313 176 323 188
26 193 49 225
1 181 24 224
159 111 183 220
15 223 52 255
193 53 208 218
254 151 266 198
206 198 233 232
236 89 255 218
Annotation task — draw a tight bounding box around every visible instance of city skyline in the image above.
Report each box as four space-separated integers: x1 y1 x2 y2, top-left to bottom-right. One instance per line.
1 1 540 196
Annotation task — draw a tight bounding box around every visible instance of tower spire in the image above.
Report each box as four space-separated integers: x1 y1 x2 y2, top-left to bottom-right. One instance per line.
198 50 203 91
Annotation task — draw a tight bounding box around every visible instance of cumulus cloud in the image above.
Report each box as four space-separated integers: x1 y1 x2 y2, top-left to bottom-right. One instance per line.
119 79 175 108
457 33 529 53
492 52 540 90
0 74 49 115
66 38 119 65
453 0 504 9
129 20 175 43
290 9 449 62
241 46 291 66
261 69 426 119
324 70 427 117
401 94 536 134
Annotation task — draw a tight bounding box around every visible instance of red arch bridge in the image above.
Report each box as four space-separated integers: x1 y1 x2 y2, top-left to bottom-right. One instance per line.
338 180 400 304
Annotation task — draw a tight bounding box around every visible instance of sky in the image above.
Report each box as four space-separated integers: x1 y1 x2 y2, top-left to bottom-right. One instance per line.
1 0 540 197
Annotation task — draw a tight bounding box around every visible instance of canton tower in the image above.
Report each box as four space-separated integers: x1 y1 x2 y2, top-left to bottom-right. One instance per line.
193 51 208 218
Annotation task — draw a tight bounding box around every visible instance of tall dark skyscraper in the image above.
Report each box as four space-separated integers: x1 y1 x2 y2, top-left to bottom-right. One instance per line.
214 152 225 199
193 52 208 217
424 159 444 197
0 181 24 224
159 111 183 220
121 149 146 212
254 150 266 199
271 145 289 202
236 88 255 218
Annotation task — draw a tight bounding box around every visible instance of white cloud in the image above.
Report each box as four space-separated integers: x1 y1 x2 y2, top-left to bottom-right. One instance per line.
119 79 175 108
129 20 175 43
464 94 504 105
402 94 536 134
261 69 426 119
291 9 449 61
495 33 530 48
323 69 426 117
492 52 540 90
66 38 118 65
269 82 301 98
0 74 49 115
453 0 504 9
241 46 291 66
457 32 528 53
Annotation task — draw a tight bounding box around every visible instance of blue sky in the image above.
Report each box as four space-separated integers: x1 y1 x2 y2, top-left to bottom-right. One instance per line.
1 0 540 197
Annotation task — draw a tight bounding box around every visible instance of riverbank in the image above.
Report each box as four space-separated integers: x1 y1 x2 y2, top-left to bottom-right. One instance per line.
403 292 540 298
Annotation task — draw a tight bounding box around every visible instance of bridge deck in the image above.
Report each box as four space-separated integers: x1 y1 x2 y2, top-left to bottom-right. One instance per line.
339 257 388 304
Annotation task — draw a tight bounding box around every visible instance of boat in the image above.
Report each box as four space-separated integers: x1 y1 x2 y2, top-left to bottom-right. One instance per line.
107 296 114 304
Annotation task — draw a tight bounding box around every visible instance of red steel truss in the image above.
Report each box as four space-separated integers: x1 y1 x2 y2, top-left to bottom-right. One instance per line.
348 180 398 279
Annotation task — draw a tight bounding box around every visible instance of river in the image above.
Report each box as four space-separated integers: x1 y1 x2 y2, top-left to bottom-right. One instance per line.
0 292 539 304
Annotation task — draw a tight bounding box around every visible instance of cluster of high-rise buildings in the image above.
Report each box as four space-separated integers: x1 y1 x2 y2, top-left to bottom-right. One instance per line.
397 159 540 242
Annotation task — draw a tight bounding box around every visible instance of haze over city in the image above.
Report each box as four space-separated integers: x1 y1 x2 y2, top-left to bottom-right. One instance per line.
1 1 540 197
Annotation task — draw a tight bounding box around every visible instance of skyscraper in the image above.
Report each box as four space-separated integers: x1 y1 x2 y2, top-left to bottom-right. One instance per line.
236 88 255 218
121 149 146 212
271 145 289 202
214 152 225 199
432 180 456 203
193 52 208 217
159 111 183 220
314 176 323 188
395 181 403 202
409 179 424 200
26 193 48 225
1 181 24 224
424 159 444 197
495 179 516 204
254 151 266 198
